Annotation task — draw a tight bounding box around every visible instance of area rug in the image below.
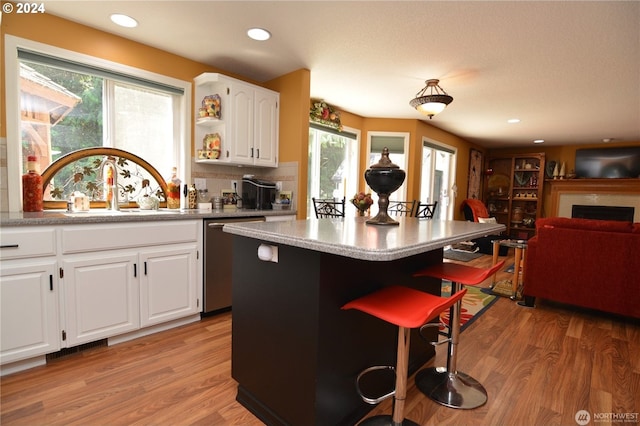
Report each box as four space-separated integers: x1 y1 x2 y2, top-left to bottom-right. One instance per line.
443 249 484 262
482 279 523 300
439 280 498 333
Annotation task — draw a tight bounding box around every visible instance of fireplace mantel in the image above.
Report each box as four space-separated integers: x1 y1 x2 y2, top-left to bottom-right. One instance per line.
548 178 640 221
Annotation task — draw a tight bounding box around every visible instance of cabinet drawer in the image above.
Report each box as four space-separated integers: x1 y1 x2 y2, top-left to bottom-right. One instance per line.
0 228 56 260
61 220 200 254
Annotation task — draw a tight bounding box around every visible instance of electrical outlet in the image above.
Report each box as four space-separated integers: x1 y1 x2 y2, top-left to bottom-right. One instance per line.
276 181 283 191
194 178 206 190
231 180 238 192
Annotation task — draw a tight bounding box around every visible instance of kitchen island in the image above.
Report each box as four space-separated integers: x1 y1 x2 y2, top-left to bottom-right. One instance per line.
223 217 504 426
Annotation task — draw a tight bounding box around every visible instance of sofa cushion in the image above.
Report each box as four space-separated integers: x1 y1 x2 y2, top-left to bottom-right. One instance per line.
536 217 634 234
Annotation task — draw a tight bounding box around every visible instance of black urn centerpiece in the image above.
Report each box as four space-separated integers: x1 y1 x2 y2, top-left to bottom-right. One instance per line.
364 147 406 226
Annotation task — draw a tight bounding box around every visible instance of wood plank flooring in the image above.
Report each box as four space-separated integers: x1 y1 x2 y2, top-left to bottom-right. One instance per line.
2 251 639 425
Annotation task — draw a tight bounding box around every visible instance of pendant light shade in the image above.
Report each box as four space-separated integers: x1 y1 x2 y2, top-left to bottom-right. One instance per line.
410 79 453 119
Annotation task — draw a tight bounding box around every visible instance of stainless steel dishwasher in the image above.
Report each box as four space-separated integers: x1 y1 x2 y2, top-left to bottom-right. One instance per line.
203 216 266 314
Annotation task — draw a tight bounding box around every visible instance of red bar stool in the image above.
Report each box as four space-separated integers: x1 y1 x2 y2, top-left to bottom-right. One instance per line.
342 285 467 426
412 259 506 410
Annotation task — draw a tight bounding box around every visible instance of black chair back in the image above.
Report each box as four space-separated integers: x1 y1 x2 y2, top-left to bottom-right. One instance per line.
387 200 417 217
312 197 346 218
415 201 438 219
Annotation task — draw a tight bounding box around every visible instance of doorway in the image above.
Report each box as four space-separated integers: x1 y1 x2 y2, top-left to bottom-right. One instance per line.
420 139 456 220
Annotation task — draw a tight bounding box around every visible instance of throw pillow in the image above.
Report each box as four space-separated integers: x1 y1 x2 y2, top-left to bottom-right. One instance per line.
478 217 497 224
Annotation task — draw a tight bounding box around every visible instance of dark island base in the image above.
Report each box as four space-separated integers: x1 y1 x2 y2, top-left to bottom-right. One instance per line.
231 236 444 426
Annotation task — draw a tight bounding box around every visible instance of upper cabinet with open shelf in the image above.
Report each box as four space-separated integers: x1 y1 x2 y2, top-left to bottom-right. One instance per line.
194 73 279 168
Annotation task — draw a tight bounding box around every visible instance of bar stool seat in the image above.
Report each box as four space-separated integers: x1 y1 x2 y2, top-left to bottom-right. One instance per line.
412 260 505 410
342 285 467 426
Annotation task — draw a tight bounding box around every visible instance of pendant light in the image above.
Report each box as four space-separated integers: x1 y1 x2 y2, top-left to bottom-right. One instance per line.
409 79 453 119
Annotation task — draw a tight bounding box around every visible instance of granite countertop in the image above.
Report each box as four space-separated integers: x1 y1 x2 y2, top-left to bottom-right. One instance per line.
0 208 296 227
223 217 505 261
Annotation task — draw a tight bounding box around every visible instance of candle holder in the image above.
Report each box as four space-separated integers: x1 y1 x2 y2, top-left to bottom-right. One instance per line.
364 147 406 226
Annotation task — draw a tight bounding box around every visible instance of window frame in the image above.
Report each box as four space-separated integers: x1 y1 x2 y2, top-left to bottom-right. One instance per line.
420 137 457 220
307 124 360 218
4 35 191 212
366 131 410 201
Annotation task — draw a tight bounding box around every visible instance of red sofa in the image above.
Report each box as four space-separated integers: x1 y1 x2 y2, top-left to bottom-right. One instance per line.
523 217 640 319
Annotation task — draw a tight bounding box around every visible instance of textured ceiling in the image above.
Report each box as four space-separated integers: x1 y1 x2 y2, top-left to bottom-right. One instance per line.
42 1 640 148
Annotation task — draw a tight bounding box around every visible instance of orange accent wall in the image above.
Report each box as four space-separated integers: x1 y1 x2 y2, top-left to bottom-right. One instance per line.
341 114 484 219
265 69 311 218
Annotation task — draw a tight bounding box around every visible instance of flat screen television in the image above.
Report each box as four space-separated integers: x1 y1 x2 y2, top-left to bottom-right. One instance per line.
575 147 640 178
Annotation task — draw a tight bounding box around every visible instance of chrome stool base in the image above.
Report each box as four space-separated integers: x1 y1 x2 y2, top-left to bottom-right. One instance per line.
415 366 488 409
359 415 421 426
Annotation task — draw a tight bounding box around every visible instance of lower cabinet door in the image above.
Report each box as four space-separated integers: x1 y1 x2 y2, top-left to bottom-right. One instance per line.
0 260 60 364
139 244 198 327
63 253 139 346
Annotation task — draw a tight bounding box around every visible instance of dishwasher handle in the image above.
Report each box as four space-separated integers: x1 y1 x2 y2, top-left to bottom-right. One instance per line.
208 223 226 230
207 219 265 229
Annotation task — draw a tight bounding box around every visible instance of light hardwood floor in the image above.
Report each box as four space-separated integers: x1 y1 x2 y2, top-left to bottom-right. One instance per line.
2 251 639 426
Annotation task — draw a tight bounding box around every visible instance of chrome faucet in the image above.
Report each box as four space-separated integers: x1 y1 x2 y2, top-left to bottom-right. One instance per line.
99 156 119 211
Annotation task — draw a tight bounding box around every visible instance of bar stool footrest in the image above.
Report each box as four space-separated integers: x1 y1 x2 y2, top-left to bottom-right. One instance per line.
356 365 396 405
415 367 488 410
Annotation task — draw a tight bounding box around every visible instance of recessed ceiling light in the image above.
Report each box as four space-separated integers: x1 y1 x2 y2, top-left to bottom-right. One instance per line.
507 118 521 124
110 13 138 28
247 28 271 41
533 139 544 144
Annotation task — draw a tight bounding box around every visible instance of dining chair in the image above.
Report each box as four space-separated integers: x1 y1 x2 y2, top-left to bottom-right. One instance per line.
387 200 417 217
312 197 346 218
415 201 438 219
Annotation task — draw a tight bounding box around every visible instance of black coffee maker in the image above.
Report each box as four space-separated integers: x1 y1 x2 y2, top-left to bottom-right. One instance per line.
242 178 277 210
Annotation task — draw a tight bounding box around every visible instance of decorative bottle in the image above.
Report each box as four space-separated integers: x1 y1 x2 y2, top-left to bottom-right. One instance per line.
22 155 43 212
166 167 181 209
187 184 198 209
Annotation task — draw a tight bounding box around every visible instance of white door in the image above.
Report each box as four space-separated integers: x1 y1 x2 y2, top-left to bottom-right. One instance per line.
139 244 198 327
419 139 457 220
0 260 60 364
63 253 139 346
228 81 254 165
254 87 279 167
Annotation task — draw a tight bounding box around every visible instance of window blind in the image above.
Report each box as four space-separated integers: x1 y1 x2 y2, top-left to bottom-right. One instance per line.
18 48 184 95
371 135 404 154
309 122 357 140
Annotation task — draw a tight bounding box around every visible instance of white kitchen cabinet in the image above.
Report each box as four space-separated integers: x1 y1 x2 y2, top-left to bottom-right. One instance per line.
1 227 60 367
253 86 279 167
0 260 60 365
62 252 139 346
0 220 202 374
139 243 198 327
60 220 202 346
194 73 279 167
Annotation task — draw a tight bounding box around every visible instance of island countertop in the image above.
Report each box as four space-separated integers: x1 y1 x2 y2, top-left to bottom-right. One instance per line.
223 217 505 261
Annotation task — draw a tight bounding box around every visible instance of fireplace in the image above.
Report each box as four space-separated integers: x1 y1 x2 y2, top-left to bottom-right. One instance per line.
571 205 635 222
548 178 640 222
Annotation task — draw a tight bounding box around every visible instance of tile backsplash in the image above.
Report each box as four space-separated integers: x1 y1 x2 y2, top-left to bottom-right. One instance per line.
190 159 299 207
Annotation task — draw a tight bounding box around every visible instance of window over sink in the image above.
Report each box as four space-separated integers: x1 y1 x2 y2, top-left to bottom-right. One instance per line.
4 35 191 212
